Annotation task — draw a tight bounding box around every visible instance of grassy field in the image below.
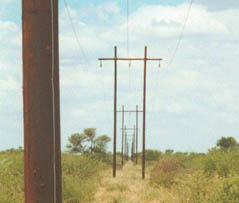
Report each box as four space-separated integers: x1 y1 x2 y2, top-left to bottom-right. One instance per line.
0 149 110 203
1 148 239 202
92 149 239 203
148 150 239 203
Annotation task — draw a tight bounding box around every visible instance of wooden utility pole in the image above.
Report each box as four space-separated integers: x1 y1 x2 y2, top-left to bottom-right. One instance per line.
99 46 162 179
121 105 124 166
133 125 136 163
142 46 147 179
136 105 138 164
22 0 62 202
125 131 128 161
131 126 136 162
113 46 118 177
118 106 141 165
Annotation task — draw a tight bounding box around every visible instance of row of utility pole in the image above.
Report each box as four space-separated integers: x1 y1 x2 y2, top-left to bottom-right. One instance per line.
119 105 141 166
99 46 162 179
22 1 163 202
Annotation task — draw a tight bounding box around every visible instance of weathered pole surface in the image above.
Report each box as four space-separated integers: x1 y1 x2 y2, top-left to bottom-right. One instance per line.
136 105 138 164
22 0 62 202
142 46 147 179
113 46 118 177
121 105 124 166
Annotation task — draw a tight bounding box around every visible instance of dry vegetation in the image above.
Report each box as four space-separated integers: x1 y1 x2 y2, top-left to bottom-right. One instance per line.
2 140 239 203
93 162 179 203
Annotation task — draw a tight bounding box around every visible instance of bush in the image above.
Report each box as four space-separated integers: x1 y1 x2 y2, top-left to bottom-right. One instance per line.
62 153 108 202
217 176 239 202
0 149 24 203
203 150 239 177
150 158 180 188
146 150 162 161
176 172 221 203
0 150 108 203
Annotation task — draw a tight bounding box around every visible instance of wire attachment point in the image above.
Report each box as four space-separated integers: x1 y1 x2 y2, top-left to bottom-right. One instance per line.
129 60 131 68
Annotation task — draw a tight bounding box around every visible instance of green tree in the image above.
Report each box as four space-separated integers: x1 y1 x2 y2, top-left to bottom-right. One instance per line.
216 137 237 151
145 150 161 161
84 128 96 153
66 133 87 153
93 135 111 153
165 149 174 154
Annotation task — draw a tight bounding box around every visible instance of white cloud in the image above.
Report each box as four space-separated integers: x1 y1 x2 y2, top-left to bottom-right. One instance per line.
121 4 228 41
1 2 239 152
1 0 16 3
0 77 19 91
197 0 239 11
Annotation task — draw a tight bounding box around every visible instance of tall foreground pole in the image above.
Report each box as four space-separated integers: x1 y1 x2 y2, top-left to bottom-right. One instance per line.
142 46 147 179
121 105 124 166
22 0 62 202
113 46 118 177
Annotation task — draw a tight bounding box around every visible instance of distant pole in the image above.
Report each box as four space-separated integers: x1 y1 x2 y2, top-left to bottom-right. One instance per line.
136 105 138 164
127 141 129 160
22 0 62 202
113 46 117 177
132 127 134 162
142 46 147 179
133 125 136 163
121 105 124 166
125 126 127 160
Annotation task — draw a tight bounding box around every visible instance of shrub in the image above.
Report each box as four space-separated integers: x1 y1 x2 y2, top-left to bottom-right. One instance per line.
150 158 180 188
145 150 162 161
0 149 24 203
176 172 220 203
217 176 239 202
203 150 239 177
0 150 108 203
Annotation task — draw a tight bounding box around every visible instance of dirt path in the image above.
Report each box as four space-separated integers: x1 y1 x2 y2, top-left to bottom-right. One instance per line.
93 162 178 203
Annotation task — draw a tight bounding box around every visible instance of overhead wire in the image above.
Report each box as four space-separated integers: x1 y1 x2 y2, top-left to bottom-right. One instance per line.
127 0 129 58
63 0 111 142
166 0 194 69
50 0 57 202
126 0 133 97
63 0 89 67
148 0 194 143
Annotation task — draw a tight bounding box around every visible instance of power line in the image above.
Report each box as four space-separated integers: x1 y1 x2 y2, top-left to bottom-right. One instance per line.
127 0 129 57
63 0 89 66
166 0 194 69
126 0 132 95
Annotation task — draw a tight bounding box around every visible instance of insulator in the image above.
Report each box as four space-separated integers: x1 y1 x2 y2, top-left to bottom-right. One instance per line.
129 60 131 67
158 61 161 68
100 60 102 68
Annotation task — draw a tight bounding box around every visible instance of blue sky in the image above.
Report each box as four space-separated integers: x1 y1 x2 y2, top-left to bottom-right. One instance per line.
1 0 239 153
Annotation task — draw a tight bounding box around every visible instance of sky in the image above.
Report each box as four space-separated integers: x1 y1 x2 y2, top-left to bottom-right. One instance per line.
1 0 239 153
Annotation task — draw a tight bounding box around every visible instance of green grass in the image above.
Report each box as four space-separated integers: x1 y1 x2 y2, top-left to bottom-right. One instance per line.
0 149 24 203
149 150 239 203
0 149 109 203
